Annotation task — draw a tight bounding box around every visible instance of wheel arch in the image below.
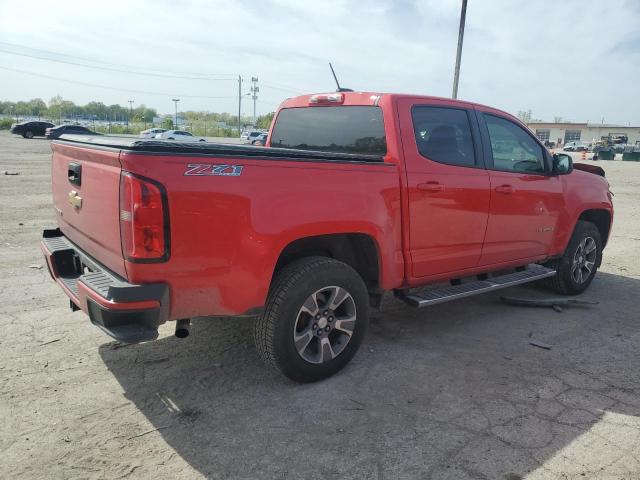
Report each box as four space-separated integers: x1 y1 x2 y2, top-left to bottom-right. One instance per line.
273 233 382 295
578 209 612 247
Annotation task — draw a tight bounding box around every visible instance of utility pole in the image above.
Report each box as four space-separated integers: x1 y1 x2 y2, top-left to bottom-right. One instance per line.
128 100 134 133
237 75 242 136
451 0 468 99
127 100 133 132
172 98 180 129
250 77 259 127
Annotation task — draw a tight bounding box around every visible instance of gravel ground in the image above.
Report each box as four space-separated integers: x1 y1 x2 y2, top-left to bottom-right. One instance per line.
1 131 639 480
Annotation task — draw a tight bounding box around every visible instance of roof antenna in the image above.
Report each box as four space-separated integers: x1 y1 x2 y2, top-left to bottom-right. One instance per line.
329 62 353 92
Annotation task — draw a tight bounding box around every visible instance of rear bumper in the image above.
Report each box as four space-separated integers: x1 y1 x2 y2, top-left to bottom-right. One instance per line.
41 228 169 343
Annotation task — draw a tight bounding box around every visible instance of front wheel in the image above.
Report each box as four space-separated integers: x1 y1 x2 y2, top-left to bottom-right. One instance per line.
543 220 602 295
254 257 369 382
23 130 34 139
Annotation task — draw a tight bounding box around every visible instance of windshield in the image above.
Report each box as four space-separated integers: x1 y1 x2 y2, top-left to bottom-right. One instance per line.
270 106 387 155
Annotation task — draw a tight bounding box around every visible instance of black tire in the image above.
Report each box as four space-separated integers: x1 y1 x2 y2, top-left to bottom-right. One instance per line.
23 130 34 139
543 220 602 295
254 256 369 382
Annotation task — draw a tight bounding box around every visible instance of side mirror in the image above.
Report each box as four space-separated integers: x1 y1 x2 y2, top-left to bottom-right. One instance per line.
552 153 573 175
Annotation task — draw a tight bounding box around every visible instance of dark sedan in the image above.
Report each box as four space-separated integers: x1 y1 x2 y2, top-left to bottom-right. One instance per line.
10 121 55 138
45 124 102 139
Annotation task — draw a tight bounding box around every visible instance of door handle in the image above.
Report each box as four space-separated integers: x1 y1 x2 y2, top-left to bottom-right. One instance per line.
417 181 445 193
495 184 514 194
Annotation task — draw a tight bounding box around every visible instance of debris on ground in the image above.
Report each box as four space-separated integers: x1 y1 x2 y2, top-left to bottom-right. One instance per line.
28 264 43 269
2 170 20 175
501 296 599 312
529 340 552 350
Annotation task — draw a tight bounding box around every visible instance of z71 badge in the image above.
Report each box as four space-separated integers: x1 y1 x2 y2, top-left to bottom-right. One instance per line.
184 164 243 177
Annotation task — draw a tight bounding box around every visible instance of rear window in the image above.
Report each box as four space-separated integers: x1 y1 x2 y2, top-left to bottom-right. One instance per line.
270 106 386 155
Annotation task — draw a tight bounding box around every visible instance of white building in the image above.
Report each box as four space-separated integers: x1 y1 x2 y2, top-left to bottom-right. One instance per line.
527 122 640 146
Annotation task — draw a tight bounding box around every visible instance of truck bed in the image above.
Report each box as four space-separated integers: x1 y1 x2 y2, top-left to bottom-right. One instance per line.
48 134 403 321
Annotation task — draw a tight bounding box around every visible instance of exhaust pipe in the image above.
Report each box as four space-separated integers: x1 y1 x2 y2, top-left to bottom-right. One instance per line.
175 318 191 338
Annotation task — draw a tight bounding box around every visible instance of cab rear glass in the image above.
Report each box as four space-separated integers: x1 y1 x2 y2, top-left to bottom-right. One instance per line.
270 106 387 155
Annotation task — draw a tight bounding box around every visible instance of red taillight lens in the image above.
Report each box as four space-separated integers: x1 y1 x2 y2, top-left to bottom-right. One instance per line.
119 172 169 262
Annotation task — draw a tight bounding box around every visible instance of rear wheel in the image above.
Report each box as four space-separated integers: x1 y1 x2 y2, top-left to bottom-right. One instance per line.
23 130 34 139
254 257 369 382
543 220 602 295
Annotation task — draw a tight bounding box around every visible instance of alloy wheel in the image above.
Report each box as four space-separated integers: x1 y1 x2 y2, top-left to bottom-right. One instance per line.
571 236 597 284
293 286 356 364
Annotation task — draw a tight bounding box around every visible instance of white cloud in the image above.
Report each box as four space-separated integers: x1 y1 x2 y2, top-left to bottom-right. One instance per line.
0 0 638 122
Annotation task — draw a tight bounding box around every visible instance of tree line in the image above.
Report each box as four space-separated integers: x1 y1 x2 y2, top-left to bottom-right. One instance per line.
0 96 275 134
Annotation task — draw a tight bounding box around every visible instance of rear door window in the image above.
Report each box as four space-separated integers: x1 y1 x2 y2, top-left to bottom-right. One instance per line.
411 106 477 167
270 106 386 155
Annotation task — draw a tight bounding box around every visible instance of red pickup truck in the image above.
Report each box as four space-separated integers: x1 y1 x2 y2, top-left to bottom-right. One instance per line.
42 91 613 382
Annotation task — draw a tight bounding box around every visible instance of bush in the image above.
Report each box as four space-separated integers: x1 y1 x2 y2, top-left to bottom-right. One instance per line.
0 118 14 130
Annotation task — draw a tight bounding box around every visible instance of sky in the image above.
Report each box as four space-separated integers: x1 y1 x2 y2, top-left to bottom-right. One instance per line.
0 0 639 123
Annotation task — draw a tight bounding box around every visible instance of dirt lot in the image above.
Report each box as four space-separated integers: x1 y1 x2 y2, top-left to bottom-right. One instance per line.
1 131 639 480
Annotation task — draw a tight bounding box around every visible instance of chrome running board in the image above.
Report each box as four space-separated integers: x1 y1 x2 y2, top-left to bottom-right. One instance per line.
398 264 556 308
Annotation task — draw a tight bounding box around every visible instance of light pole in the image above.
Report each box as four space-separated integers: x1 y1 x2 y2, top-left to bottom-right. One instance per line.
250 77 259 127
451 0 468 99
127 100 134 133
237 76 242 136
172 98 180 130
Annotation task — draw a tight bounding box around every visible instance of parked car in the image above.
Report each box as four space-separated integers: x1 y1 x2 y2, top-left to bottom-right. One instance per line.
154 130 206 142
42 91 613 382
45 124 102 139
251 133 268 146
139 128 166 139
563 142 588 152
240 131 251 141
243 131 263 144
10 121 54 138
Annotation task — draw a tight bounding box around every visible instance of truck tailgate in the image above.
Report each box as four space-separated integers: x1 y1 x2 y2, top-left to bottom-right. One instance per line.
51 141 126 277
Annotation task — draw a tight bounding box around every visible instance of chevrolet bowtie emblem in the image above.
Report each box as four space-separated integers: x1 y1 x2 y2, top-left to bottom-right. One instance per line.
68 190 83 209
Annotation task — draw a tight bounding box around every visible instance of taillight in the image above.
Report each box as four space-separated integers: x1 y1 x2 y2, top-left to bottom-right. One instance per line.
309 93 344 104
119 172 169 262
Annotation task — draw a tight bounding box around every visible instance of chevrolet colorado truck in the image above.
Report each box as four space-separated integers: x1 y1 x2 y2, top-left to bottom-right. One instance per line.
42 92 613 382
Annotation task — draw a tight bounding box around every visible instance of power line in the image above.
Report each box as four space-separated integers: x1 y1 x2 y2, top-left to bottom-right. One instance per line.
0 42 307 98
260 82 304 95
0 66 237 99
0 49 236 81
256 99 282 108
0 41 237 78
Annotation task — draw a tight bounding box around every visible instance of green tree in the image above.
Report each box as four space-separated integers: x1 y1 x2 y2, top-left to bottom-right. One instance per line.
256 112 275 129
47 95 77 122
